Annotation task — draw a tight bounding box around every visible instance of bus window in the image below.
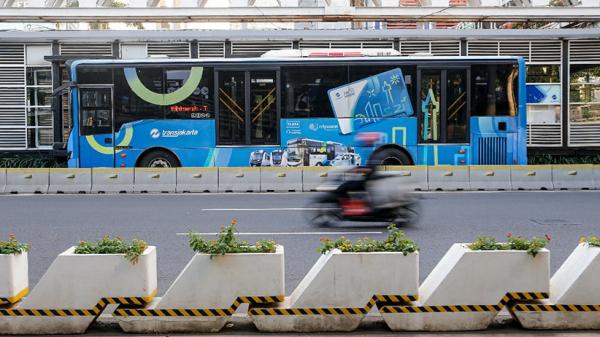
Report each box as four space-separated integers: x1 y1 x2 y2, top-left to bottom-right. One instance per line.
420 70 442 142
165 67 214 120
77 67 112 84
349 65 416 111
471 64 519 117
113 67 164 131
282 66 347 118
79 87 112 136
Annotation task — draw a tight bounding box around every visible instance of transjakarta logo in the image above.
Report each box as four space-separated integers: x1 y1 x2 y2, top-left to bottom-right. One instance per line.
149 128 198 138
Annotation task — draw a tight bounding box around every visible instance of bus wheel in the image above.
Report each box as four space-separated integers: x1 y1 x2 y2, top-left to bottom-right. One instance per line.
138 150 180 168
370 148 412 166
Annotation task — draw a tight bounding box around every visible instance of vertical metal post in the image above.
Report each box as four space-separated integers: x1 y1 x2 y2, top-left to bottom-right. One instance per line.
191 40 199 58
51 41 63 145
561 39 569 149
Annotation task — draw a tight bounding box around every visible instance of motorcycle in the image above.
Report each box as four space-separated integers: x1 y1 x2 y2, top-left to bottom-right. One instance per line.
308 167 420 227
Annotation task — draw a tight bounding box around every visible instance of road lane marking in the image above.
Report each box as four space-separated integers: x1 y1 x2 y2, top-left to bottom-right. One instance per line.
176 231 383 236
201 207 330 211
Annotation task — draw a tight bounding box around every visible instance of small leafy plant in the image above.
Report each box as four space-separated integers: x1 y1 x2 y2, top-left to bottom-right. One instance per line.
188 219 277 257
0 234 30 255
580 236 600 248
318 224 418 256
468 233 551 257
74 236 148 264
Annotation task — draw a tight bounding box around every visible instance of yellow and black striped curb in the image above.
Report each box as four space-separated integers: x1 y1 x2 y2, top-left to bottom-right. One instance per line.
114 295 285 317
0 288 29 306
380 292 548 314
0 290 156 317
248 294 418 316
513 304 600 312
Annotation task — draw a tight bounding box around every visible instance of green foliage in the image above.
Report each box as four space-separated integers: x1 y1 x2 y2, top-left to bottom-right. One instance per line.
0 234 30 255
580 236 600 248
74 236 147 264
318 224 419 256
468 233 551 257
528 154 600 165
188 219 277 257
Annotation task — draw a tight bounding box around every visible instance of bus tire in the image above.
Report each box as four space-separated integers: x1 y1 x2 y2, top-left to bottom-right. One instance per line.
138 149 180 168
370 148 412 166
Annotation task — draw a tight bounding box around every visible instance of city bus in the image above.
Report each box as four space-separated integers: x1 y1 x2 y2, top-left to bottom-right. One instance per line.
286 138 349 167
65 50 526 168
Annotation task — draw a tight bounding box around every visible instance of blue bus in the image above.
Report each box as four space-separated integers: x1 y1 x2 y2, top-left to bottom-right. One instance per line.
66 52 526 168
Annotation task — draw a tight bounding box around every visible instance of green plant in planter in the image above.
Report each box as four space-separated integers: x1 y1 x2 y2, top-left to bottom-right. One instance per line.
74 236 148 264
318 224 418 255
188 219 277 257
0 234 30 255
469 233 551 257
580 236 600 247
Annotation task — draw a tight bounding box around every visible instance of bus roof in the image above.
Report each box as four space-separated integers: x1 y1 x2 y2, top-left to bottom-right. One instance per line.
70 55 523 69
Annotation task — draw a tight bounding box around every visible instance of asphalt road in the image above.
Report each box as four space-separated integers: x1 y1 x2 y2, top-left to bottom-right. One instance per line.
1 191 599 295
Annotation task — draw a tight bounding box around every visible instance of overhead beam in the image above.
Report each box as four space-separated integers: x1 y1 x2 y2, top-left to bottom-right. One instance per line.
0 6 600 23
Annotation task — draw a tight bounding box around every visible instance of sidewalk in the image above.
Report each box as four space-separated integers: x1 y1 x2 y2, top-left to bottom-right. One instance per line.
73 314 600 336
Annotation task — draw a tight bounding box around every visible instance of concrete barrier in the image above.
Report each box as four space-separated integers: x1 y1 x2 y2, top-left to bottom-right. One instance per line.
469 166 511 191
0 252 28 307
48 168 92 194
134 168 176 193
218 167 260 192
0 246 157 335
384 166 428 191
91 168 134 193
302 167 333 192
381 244 549 331
512 243 600 329
427 166 469 191
552 165 594 190
0 168 5 194
176 168 218 193
510 165 553 191
251 249 418 332
116 246 284 333
260 167 302 192
4 168 49 194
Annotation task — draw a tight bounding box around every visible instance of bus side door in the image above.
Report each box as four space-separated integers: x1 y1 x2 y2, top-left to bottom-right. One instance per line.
77 86 115 167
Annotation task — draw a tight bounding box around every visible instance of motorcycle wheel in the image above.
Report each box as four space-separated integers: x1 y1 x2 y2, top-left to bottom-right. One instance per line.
309 202 341 227
392 203 420 225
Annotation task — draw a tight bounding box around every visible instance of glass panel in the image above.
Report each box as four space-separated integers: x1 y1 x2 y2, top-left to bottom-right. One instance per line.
446 69 468 143
114 67 164 131
27 107 53 127
570 64 600 84
80 87 112 136
76 67 112 84
570 103 600 123
570 84 600 103
218 71 245 145
27 87 52 106
526 65 560 83
165 67 214 119
37 128 53 146
527 105 560 124
282 66 347 118
420 70 442 142
26 67 52 86
471 64 519 116
250 71 277 145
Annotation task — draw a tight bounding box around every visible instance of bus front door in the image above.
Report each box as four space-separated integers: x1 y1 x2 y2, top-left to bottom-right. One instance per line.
78 86 115 167
217 69 279 146
418 68 469 164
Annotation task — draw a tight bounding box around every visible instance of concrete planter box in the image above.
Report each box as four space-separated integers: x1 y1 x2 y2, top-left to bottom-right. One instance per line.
117 245 284 333
513 243 600 329
251 249 419 332
381 244 549 331
0 246 156 335
0 252 28 306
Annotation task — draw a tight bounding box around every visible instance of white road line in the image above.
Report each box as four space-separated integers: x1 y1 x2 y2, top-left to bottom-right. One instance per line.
176 231 383 236
201 207 328 211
